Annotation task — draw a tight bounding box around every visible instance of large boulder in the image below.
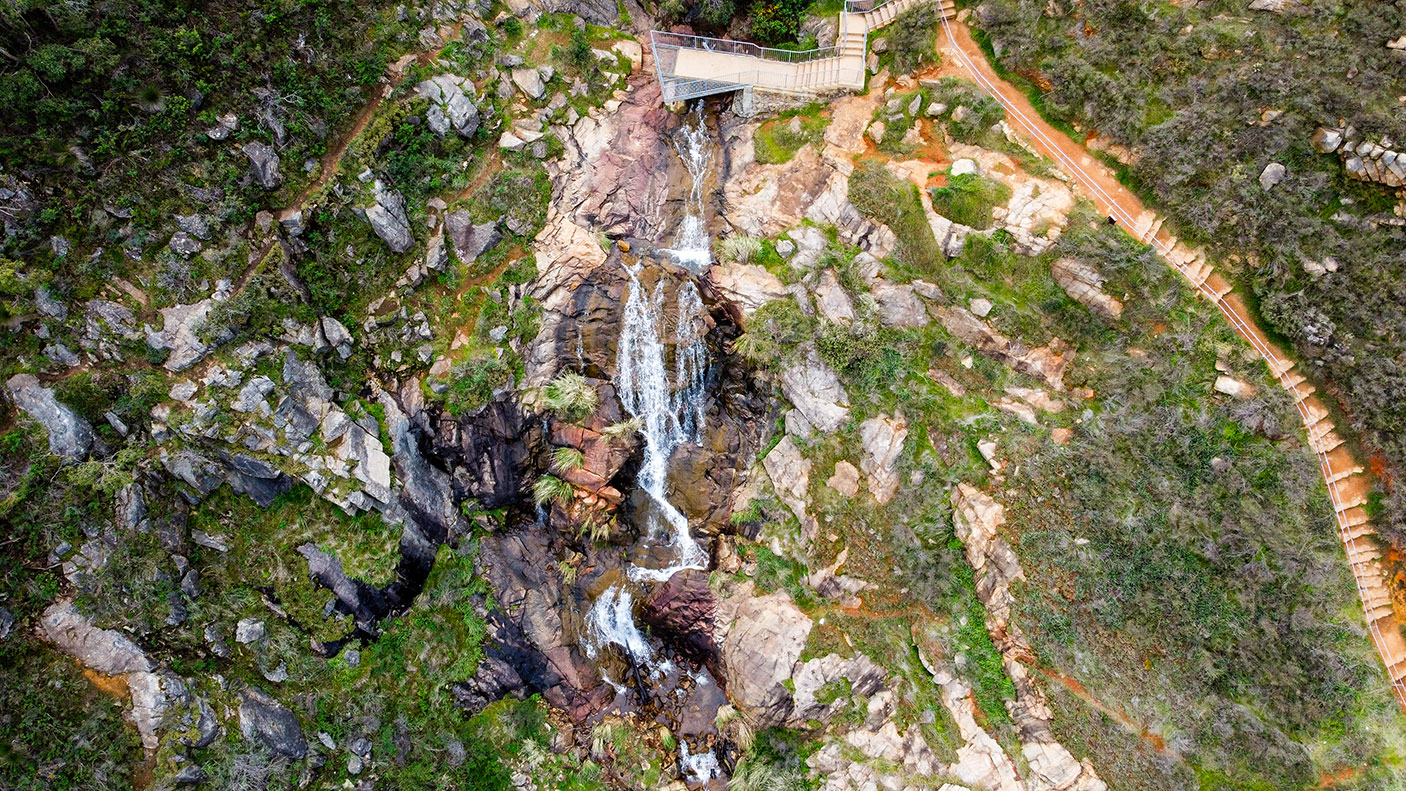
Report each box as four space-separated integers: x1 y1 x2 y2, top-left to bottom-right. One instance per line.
238 687 307 758
38 600 152 675
934 306 1072 390
242 142 283 189
640 569 717 662
716 585 812 726
417 74 480 138
444 211 502 264
6 374 94 461
764 435 813 532
364 180 414 253
779 345 850 432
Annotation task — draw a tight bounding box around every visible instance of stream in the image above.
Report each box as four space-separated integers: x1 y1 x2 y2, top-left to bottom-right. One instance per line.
581 104 724 786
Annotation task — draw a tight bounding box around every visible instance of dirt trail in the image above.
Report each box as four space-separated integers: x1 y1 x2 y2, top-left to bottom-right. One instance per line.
936 14 1406 709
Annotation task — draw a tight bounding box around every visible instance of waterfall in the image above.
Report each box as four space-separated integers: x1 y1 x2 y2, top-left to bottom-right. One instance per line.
582 102 721 786
666 106 712 272
617 267 709 582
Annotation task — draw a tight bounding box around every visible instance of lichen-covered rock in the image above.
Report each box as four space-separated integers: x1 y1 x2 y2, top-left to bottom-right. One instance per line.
417 74 480 137
764 435 813 533
709 262 787 316
780 345 851 432
6 374 94 461
242 142 283 189
1051 258 1123 320
364 179 414 253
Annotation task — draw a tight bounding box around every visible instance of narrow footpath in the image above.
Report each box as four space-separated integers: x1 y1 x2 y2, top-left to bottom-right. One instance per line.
934 13 1406 708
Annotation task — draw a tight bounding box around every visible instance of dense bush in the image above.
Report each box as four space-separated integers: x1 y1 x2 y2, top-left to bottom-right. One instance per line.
929 172 1011 229
886 4 943 73
970 0 1406 546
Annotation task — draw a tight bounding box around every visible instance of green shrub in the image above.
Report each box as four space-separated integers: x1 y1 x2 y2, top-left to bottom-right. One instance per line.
533 474 574 506
542 372 599 422
717 234 764 263
754 109 828 165
444 357 512 416
929 172 1012 229
848 160 943 274
887 4 943 73
551 446 585 472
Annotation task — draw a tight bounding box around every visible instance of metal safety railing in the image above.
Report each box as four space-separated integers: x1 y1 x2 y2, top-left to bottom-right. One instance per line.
649 3 870 102
934 12 1406 709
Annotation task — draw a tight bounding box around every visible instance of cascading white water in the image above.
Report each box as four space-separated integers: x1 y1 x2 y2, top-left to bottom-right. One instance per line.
584 585 653 665
666 107 713 272
617 267 709 582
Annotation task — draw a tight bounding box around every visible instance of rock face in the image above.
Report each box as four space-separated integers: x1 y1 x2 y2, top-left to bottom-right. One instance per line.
242 142 282 189
814 269 857 325
716 584 813 726
364 180 415 253
38 600 174 749
780 345 851 432
238 687 308 758
859 413 907 504
417 74 480 137
1050 258 1123 320
952 485 1108 791
1313 125 1406 188
6 374 94 461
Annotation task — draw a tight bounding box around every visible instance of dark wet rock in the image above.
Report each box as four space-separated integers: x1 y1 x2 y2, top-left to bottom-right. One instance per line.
640 569 717 665
237 686 307 758
5 374 94 461
173 764 208 784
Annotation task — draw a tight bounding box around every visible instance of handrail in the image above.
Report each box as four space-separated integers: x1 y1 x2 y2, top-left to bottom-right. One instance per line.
650 30 842 64
935 11 1406 709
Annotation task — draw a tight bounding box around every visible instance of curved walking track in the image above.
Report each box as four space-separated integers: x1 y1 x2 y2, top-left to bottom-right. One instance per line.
930 13 1406 709
650 1 1406 708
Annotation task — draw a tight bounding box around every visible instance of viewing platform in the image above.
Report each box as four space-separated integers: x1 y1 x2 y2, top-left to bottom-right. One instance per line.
649 0 957 103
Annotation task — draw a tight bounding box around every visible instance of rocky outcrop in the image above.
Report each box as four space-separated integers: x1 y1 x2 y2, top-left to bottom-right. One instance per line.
146 286 234 372
780 345 851 432
417 74 481 137
952 485 1108 791
859 413 907 505
1312 125 1406 189
1050 258 1123 320
6 374 94 461
38 600 176 749
715 583 813 726
934 306 1073 390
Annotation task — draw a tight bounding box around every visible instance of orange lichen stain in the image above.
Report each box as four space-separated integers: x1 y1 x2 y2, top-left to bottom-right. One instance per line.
1017 68 1053 92
1317 766 1362 788
82 667 130 699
